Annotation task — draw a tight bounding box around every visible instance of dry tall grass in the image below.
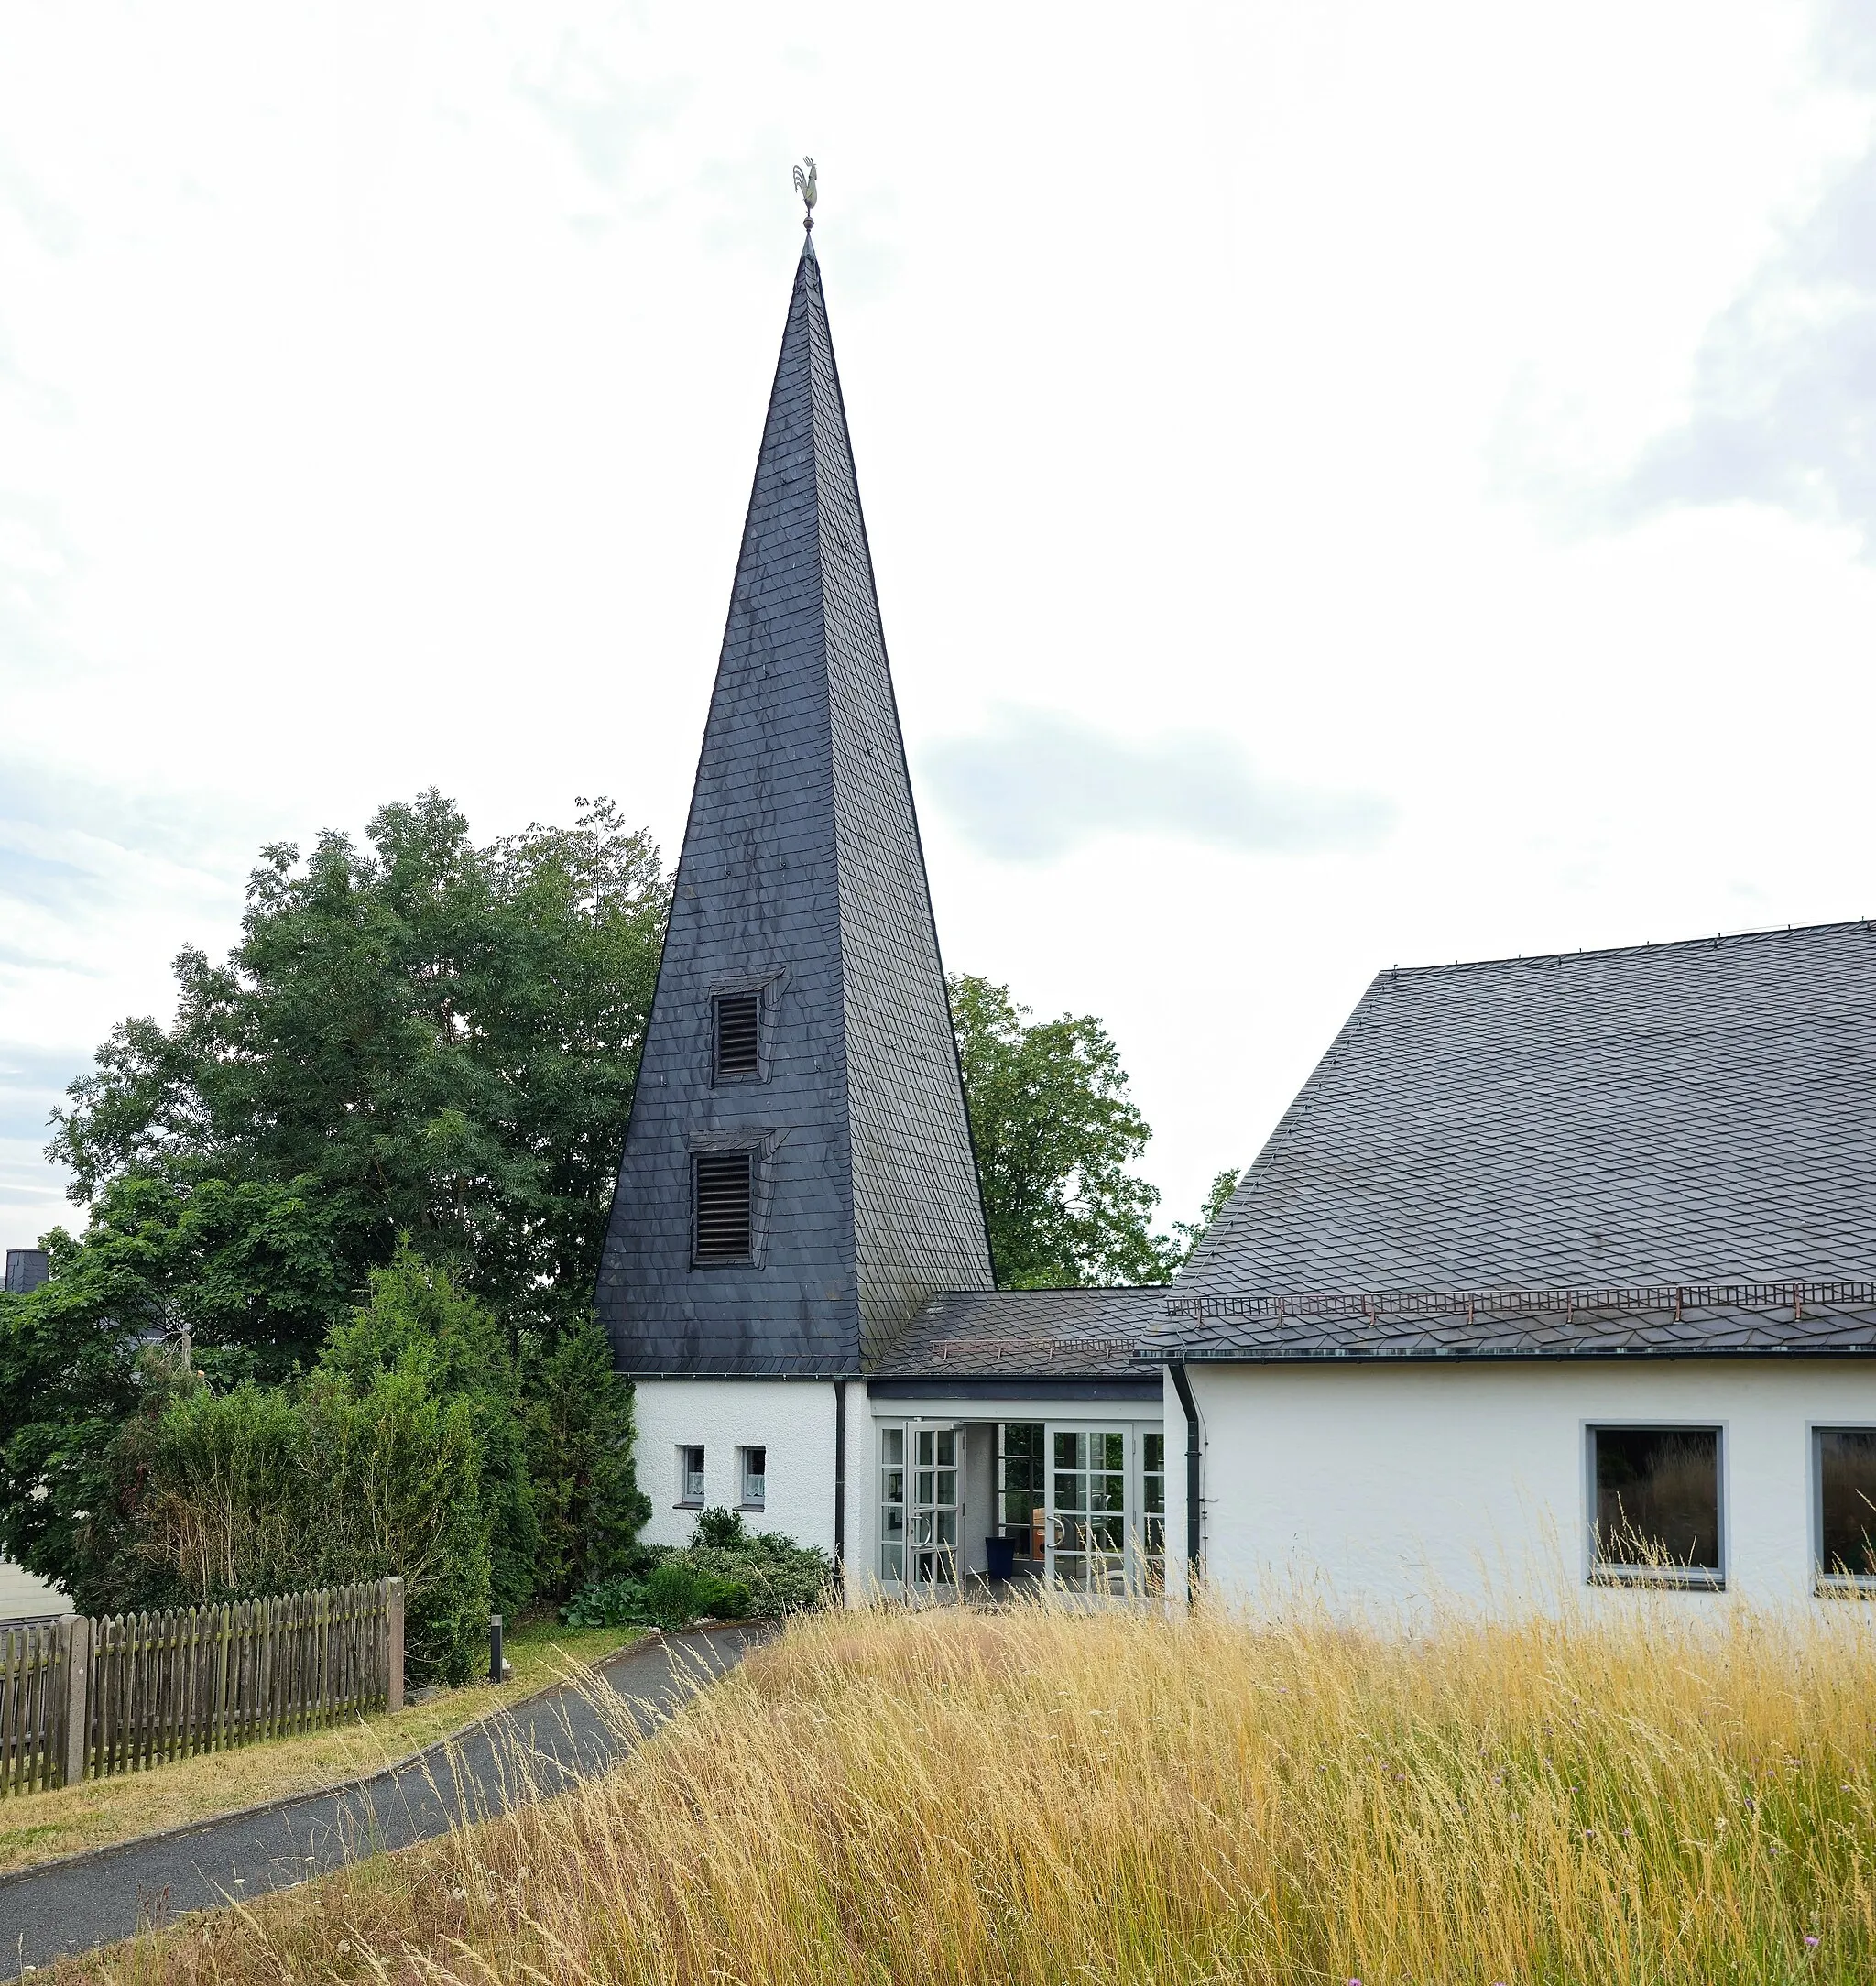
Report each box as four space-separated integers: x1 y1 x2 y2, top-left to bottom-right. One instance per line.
71 1595 1876 1984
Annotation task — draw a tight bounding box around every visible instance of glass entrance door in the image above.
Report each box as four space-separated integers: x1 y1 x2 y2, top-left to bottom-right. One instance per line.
1046 1425 1129 1594
911 1425 961 1584
877 1424 964 1588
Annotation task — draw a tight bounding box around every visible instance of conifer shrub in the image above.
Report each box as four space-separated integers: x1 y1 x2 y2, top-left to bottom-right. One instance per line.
522 1315 651 1599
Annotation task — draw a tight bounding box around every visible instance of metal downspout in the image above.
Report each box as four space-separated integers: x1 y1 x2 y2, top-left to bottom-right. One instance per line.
834 1379 847 1585
1169 1359 1202 1605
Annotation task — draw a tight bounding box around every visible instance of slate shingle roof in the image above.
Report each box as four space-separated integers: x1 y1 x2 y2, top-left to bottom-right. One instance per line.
597 239 993 1378
1142 1282 1876 1361
876 1287 1174 1380
1150 921 1876 1361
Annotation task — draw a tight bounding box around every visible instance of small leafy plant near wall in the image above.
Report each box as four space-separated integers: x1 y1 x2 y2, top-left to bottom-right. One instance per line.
562 1509 833 1631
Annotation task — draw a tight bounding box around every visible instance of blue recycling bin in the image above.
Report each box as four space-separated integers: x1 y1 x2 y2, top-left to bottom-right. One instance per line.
984 1534 1017 1581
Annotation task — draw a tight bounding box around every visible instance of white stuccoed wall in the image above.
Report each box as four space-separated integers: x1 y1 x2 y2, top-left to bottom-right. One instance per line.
631 1379 841 1555
1167 1359 1876 1616
0 1555 71 1620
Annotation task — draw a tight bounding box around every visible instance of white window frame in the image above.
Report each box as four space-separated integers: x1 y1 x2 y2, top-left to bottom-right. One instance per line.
875 1421 965 1588
1810 1423 1876 1596
878 1424 907 1585
677 1444 705 1509
996 1421 1046 1563
1582 1420 1727 1591
738 1444 767 1511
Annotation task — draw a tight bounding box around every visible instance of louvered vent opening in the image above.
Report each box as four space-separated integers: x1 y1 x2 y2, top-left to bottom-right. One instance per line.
714 991 761 1079
693 1151 754 1260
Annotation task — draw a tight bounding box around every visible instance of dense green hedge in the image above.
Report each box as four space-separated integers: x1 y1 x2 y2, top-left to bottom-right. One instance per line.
562 1508 834 1631
118 1253 647 1684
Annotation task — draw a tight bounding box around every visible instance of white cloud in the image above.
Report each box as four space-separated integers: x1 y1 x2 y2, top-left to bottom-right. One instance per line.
923 709 1392 862
1504 1 1876 554
1617 152 1876 547
514 29 692 195
0 0 1870 1228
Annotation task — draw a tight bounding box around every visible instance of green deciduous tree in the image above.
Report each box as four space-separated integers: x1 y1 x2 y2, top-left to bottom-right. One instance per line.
948 974 1169 1288
949 975 1241 1289
49 790 668 1341
1169 1166 1242 1262
7 790 667 1623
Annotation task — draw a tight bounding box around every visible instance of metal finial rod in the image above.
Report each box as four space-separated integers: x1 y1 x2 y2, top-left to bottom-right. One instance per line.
793 156 818 231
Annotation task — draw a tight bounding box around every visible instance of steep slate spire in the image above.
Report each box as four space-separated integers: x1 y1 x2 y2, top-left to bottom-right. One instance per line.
597 236 994 1377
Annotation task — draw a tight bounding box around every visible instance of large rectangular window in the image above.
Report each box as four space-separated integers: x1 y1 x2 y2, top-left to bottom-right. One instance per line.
714 991 761 1081
677 1445 705 1508
998 1423 1045 1560
739 1445 767 1511
1589 1425 1722 1586
1816 1428 1876 1584
693 1150 754 1261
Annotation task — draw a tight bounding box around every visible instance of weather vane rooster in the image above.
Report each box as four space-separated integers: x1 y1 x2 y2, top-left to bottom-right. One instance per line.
793 156 818 231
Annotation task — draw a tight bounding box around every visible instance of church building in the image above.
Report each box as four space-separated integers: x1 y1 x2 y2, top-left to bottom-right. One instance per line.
594 222 1166 1598
599 218 1876 1613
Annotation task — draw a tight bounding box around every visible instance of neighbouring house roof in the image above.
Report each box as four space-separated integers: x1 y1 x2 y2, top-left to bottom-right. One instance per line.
597 236 992 1380
1147 920 1876 1362
875 1286 1175 1380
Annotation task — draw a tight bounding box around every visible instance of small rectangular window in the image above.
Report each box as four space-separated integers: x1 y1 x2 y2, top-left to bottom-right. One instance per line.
677 1445 705 1507
693 1151 754 1261
739 1445 767 1510
1589 1426 1722 1586
1816 1428 1876 1583
714 991 761 1081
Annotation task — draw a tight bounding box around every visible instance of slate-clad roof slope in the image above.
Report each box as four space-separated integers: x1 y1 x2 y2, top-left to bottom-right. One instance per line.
1151 922 1876 1359
1141 1282 1876 1361
597 239 992 1378
878 1287 1175 1380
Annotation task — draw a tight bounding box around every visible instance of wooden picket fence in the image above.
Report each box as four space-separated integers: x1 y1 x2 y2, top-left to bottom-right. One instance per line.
0 1577 403 1796
0 1618 71 1796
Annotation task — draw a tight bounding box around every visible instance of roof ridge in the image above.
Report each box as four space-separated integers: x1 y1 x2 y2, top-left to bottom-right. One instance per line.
1164 1278 1876 1319
1388 916 1876 981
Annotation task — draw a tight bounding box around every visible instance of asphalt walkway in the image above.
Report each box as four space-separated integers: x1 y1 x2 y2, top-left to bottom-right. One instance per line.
1 1622 762 1977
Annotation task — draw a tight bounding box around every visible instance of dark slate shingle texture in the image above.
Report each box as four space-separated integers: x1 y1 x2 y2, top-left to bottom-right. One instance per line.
1142 1282 1876 1360
1152 922 1876 1359
597 241 993 1377
877 1287 1174 1380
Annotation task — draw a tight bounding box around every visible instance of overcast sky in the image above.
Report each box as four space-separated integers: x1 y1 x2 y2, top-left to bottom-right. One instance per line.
3 1 1873 1242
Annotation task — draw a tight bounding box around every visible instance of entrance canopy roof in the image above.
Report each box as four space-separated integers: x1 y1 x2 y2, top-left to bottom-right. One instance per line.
874 1286 1172 1382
